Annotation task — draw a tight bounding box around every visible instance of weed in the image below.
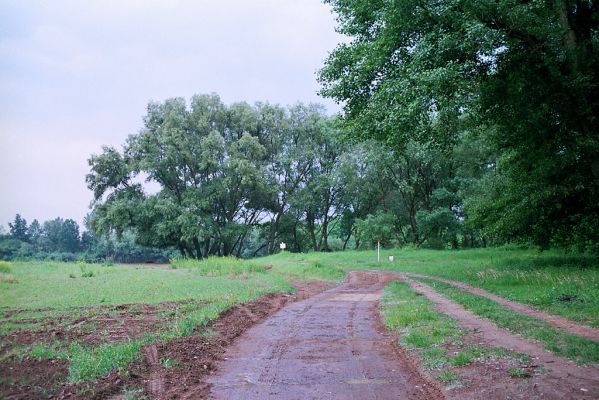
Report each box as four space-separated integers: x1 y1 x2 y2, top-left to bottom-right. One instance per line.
160 357 178 369
436 369 461 384
29 342 67 360
170 256 266 277
508 367 530 378
79 263 95 278
421 347 448 369
68 341 143 382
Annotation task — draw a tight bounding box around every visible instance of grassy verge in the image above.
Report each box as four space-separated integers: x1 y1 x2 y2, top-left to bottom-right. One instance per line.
414 278 599 364
249 248 599 328
381 281 530 386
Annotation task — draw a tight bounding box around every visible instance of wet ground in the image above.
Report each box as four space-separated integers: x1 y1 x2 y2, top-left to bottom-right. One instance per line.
208 271 440 400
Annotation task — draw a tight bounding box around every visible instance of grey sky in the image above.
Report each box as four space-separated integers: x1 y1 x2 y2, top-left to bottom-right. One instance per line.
0 0 343 230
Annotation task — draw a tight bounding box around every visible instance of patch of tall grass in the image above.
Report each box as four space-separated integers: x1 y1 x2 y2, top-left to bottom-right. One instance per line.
171 256 267 276
0 260 12 273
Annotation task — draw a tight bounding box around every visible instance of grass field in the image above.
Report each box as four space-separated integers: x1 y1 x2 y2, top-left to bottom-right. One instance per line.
381 281 532 386
1 247 597 389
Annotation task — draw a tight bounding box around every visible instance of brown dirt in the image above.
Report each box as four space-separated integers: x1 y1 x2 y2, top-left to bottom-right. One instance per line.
403 273 599 342
59 282 331 399
1 301 194 355
403 276 599 400
0 280 333 400
0 358 69 400
208 271 443 400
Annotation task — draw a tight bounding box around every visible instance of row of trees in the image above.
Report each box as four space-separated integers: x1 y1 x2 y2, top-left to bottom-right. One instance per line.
85 0 599 256
0 214 175 262
87 94 492 258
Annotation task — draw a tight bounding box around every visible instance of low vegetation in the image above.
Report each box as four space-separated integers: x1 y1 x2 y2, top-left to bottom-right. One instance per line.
1 247 597 394
415 278 599 364
381 281 531 387
252 247 599 328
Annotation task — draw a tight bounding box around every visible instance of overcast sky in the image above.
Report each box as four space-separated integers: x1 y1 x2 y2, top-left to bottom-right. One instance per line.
0 0 343 230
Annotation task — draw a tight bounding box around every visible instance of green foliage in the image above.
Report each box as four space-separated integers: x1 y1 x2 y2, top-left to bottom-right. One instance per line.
29 342 67 361
382 281 463 349
8 214 29 242
254 248 599 327
436 369 461 385
0 260 12 273
319 0 599 250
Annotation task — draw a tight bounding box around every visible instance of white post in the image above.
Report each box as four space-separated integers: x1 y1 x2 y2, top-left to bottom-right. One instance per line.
377 240 380 262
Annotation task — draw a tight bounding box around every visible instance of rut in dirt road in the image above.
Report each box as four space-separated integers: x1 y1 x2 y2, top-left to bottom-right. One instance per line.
208 271 441 400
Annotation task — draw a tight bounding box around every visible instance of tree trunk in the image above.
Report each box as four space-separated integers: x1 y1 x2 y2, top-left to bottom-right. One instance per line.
192 237 203 259
306 211 318 251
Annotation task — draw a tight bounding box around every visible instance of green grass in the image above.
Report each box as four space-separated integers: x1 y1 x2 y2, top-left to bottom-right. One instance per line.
261 253 346 282
416 278 599 364
170 256 267 276
0 257 344 384
250 248 599 327
381 281 530 386
0 261 293 309
0 260 12 273
68 340 143 382
436 369 461 384
2 247 597 386
381 281 463 350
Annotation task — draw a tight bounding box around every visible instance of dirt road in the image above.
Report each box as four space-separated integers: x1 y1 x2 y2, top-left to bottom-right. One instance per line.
208 271 440 400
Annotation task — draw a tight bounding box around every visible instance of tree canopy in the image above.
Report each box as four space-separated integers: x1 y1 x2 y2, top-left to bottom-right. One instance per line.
86 94 484 257
318 0 599 249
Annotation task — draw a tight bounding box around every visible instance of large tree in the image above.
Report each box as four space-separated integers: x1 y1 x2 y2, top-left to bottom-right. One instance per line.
319 0 599 249
87 95 344 257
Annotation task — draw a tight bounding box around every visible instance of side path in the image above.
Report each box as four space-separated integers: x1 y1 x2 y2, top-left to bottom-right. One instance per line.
402 272 599 342
404 277 599 400
208 271 442 400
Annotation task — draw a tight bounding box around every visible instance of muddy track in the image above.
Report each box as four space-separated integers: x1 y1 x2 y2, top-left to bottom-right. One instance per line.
402 273 599 342
208 271 442 400
404 277 599 400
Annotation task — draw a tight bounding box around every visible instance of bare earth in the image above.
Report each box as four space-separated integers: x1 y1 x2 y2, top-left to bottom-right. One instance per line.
208 271 441 400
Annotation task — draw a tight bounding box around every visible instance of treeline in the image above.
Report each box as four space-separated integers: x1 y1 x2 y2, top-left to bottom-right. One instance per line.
87 94 492 259
0 214 176 262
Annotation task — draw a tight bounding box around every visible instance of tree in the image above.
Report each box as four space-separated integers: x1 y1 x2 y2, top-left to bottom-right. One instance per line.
88 95 280 258
319 0 599 249
8 214 29 242
42 218 81 253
